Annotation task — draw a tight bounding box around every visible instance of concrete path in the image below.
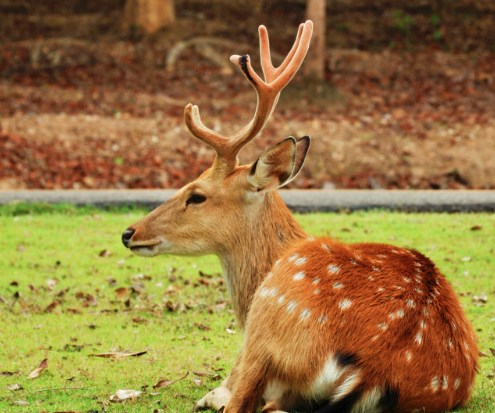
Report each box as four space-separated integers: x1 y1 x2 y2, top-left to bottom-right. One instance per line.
1 190 495 212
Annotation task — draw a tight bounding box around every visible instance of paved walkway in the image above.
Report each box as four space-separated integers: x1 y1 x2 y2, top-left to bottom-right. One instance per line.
1 190 495 212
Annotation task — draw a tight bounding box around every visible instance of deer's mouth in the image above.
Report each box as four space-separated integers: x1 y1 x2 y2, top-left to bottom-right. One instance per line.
129 242 161 256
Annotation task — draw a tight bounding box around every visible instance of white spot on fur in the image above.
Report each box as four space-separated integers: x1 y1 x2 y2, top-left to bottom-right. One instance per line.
442 376 448 391
287 300 297 313
314 289 321 295
333 371 361 401
415 332 423 346
300 309 311 321
389 309 405 320
312 277 320 285
259 287 277 298
377 287 385 292
258 287 269 297
405 350 413 362
378 322 388 331
431 376 439 393
274 259 281 267
294 257 307 266
321 243 331 252
423 308 430 316
419 320 426 330
372 266 380 272
288 254 299 263
414 287 423 294
293 271 305 281
454 378 461 390
277 295 285 305
406 299 416 308
371 335 380 342
339 299 352 311
403 277 412 283
368 275 375 281
310 356 343 397
351 386 382 412
447 338 454 350
328 264 341 274
333 282 344 289
266 271 273 280
317 314 328 324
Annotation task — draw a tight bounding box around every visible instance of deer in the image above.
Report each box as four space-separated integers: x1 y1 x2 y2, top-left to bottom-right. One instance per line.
121 20 478 413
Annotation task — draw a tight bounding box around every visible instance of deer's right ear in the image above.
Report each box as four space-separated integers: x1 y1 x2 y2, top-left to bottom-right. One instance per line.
248 136 310 192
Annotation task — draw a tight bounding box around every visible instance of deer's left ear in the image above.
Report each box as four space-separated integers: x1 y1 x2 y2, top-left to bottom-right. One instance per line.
248 136 310 192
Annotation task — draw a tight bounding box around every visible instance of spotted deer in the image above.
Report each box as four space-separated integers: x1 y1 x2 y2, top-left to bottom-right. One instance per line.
121 20 478 413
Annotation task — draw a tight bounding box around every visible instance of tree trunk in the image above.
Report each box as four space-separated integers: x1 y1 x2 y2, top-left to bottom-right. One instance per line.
304 0 326 79
122 0 175 35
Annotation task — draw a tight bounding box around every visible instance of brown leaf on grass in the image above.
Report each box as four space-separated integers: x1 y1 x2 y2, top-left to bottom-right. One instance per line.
28 358 48 379
490 348 495 357
1 371 19 376
14 400 29 406
115 287 128 299
153 371 189 390
89 351 147 359
470 225 482 231
44 301 59 313
7 383 22 391
109 389 142 402
99 249 112 257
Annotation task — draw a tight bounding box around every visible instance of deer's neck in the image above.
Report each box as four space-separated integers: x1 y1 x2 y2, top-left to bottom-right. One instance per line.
218 192 307 329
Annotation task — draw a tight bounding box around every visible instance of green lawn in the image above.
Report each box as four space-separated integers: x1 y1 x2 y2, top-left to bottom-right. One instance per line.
0 205 494 412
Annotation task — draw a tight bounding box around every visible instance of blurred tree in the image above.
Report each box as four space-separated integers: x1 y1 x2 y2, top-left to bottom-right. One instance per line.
122 0 175 35
304 0 326 80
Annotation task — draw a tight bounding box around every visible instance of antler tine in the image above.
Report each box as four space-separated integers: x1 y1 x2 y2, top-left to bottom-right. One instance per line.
184 21 313 171
184 103 226 154
260 21 307 83
226 21 312 153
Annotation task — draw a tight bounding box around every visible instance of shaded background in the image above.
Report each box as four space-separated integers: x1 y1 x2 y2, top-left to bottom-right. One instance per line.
1 0 494 190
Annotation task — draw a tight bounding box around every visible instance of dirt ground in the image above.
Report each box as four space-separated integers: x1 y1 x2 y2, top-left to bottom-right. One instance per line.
1 1 494 190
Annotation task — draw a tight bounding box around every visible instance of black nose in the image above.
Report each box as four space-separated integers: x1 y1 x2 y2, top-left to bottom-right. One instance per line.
121 228 135 248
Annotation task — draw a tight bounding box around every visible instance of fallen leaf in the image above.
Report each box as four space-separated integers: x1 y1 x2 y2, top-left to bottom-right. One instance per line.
28 358 48 379
44 301 59 313
153 372 189 390
89 351 147 359
14 400 29 406
0 371 18 376
115 287 128 299
46 279 58 290
109 389 142 402
472 294 488 305
490 348 495 357
470 225 482 231
99 249 112 257
7 383 22 391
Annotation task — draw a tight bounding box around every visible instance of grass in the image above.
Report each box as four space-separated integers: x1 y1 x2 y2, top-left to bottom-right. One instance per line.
0 205 494 412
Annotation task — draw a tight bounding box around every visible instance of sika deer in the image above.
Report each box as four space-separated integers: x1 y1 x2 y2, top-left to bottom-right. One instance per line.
122 20 478 413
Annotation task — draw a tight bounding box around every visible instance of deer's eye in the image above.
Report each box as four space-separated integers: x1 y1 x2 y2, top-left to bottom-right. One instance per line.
186 193 207 206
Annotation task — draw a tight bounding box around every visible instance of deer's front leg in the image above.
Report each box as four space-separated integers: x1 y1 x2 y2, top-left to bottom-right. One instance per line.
194 356 241 411
194 379 232 411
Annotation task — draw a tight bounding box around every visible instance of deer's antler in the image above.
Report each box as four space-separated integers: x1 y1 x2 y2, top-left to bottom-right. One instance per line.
184 20 313 172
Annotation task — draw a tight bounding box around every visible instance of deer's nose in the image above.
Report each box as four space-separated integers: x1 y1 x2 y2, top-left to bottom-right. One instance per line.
121 228 135 248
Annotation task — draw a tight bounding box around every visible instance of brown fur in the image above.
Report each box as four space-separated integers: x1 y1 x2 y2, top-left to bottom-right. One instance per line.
226 239 478 413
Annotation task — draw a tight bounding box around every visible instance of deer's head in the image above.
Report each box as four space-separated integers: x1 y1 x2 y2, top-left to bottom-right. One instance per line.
122 21 313 258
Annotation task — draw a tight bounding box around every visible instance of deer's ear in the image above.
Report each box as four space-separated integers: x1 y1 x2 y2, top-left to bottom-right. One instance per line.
248 136 310 192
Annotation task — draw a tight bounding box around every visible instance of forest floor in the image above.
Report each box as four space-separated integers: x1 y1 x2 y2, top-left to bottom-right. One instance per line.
1 3 495 190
